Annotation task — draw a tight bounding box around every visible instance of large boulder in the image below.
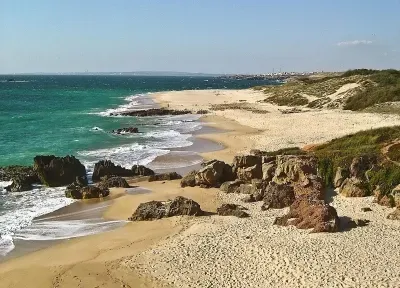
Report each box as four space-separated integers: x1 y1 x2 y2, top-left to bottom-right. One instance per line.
261 182 295 210
274 196 340 233
98 176 130 189
340 177 368 197
131 165 155 176
148 172 182 182
387 208 400 220
232 155 262 169
220 180 245 193
129 196 203 221
334 167 349 188
195 160 234 187
217 204 249 218
350 156 375 179
180 170 197 188
34 155 87 187
273 155 318 184
92 160 133 182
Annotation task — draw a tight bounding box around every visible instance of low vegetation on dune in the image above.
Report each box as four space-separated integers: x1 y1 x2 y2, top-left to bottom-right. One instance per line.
254 69 400 111
311 126 400 194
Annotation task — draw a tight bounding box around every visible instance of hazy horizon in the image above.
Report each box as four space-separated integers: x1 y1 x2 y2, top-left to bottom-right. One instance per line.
1 0 400 74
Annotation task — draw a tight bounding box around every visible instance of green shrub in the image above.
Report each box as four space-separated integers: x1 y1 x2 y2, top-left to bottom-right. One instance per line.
367 163 400 195
387 143 400 162
266 147 307 156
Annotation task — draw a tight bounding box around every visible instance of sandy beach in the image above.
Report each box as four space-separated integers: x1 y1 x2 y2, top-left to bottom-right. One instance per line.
1 89 400 288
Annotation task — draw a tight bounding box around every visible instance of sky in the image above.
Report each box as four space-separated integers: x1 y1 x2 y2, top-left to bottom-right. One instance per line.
1 0 400 74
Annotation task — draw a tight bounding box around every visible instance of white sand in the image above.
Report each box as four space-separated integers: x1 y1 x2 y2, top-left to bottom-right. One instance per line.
125 190 400 288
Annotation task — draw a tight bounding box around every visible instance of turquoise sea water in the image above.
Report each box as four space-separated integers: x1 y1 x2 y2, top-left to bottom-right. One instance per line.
0 75 277 256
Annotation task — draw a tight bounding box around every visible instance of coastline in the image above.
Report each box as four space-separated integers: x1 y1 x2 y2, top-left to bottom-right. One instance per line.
1 89 400 287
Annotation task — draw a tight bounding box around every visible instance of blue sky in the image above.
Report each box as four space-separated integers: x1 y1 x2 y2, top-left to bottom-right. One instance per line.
1 0 400 74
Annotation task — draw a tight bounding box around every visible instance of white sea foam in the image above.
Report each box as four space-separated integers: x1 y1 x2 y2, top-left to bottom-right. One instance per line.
91 126 104 132
0 185 75 256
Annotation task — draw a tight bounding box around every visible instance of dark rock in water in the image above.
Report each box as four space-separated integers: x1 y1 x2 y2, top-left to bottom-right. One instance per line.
92 160 133 182
195 160 235 187
274 196 340 233
5 175 36 192
33 155 87 187
129 196 203 221
114 108 192 117
180 170 197 188
217 204 249 218
112 127 139 134
148 172 182 182
98 176 130 189
131 165 155 176
6 78 15 82
262 182 295 210
220 180 244 193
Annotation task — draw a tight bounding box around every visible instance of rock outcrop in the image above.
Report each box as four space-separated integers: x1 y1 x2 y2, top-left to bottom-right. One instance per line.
232 155 262 182
98 176 130 189
261 182 295 210
273 155 318 184
0 166 39 182
129 196 203 221
274 196 340 233
115 108 192 117
195 160 235 187
180 171 197 188
220 180 244 193
148 172 182 182
65 178 109 199
33 155 87 187
92 160 133 182
5 175 36 192
334 167 348 188
216 204 249 218
132 165 155 176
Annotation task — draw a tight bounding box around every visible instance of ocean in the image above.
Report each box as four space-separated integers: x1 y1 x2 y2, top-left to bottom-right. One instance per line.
0 75 277 257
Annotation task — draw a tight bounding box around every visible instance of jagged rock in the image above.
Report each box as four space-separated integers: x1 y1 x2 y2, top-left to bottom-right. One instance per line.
34 155 87 187
232 155 262 169
195 160 234 187
273 155 318 184
115 108 192 117
148 172 182 182
249 149 264 156
65 183 109 199
237 183 255 194
237 164 262 182
387 208 400 220
361 207 372 212
340 177 368 197
98 176 130 189
216 204 249 218
129 196 203 221
350 156 375 179
293 175 324 200
112 127 139 134
180 171 197 188
334 167 349 188
261 182 295 210
92 160 133 182
131 165 155 176
220 180 244 193
274 196 340 233
378 195 395 207
262 162 276 182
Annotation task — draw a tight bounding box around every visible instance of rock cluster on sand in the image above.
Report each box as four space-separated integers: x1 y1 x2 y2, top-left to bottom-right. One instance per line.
132 165 155 176
92 160 134 182
129 196 203 221
98 176 130 189
216 204 249 218
33 155 87 187
112 127 139 134
148 172 182 182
